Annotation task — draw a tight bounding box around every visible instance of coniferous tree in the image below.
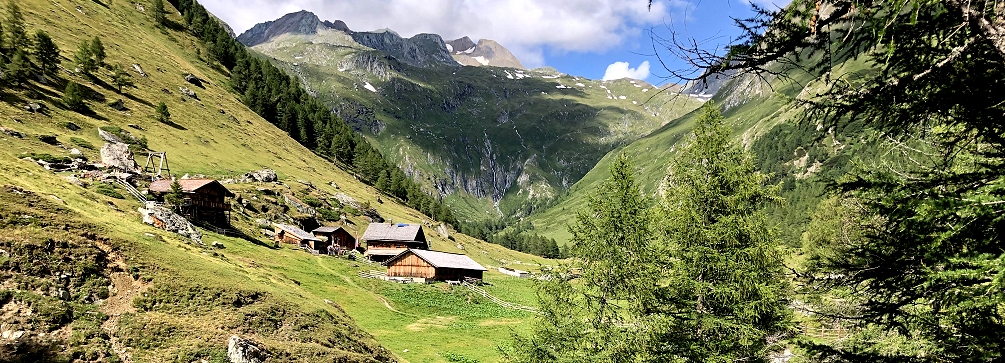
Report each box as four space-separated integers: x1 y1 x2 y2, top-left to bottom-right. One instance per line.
4 0 27 51
73 41 96 76
510 153 655 362
62 82 87 112
155 102 170 123
33 30 60 78
151 0 167 27
4 49 29 87
165 179 185 208
110 63 133 93
89 37 106 67
648 102 792 362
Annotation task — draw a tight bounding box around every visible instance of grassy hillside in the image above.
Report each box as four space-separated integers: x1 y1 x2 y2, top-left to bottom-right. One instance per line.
0 1 551 362
250 30 702 220
526 53 879 245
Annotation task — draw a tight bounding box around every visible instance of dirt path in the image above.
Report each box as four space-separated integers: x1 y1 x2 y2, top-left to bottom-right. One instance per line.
315 258 409 315
95 241 150 363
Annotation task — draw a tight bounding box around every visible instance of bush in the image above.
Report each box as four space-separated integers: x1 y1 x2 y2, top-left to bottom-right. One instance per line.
70 137 96 150
302 196 323 208
37 134 59 145
94 184 124 199
26 153 73 164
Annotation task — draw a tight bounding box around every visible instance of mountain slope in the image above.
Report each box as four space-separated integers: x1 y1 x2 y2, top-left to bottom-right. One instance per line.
0 1 551 362
239 12 702 220
525 54 878 245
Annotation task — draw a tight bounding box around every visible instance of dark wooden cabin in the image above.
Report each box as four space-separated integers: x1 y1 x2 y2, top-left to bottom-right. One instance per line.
384 249 486 281
361 223 428 262
273 223 324 250
312 226 356 252
148 178 233 224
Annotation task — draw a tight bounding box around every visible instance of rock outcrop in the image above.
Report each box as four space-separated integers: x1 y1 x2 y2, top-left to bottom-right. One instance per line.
227 335 268 363
241 168 278 183
350 30 457 68
138 202 203 244
100 143 138 171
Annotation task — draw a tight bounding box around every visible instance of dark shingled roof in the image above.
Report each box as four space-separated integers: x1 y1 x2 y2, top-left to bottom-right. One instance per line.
312 226 347 234
148 179 234 197
274 223 320 241
384 249 486 271
361 223 423 242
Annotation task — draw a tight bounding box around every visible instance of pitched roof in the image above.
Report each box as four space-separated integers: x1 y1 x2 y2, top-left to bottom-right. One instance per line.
274 223 320 241
149 179 234 196
385 249 486 271
361 223 423 242
312 226 347 234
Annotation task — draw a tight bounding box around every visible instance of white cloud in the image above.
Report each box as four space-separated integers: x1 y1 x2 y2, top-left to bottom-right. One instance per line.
199 0 679 68
602 61 650 81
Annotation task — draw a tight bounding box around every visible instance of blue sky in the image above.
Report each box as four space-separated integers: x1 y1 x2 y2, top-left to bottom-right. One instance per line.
203 0 791 85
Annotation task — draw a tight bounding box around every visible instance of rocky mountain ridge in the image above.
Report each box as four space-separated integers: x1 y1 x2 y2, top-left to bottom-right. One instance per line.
241 12 703 218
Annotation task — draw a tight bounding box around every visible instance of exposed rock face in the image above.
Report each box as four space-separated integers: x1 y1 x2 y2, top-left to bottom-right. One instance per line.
98 129 123 143
448 38 525 69
350 30 458 68
236 10 350 47
241 168 278 183
138 202 203 244
227 335 268 363
445 36 476 53
100 143 138 171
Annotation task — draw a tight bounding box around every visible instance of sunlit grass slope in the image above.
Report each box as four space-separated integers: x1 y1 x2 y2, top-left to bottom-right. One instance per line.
0 0 552 362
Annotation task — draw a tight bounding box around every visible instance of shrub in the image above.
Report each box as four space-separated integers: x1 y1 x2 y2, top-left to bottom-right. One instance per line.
70 137 95 150
94 184 124 199
27 153 73 164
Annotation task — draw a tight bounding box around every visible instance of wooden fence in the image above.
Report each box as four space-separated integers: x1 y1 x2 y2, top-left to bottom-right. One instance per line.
461 281 539 314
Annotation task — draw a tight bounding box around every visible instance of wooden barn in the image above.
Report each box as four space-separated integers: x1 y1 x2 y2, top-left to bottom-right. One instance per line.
149 178 233 224
273 223 325 251
312 226 356 252
384 249 487 281
362 223 428 262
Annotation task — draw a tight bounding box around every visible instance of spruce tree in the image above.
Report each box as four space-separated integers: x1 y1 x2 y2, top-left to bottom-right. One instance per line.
89 37 106 67
151 0 167 27
4 0 27 51
73 41 96 76
165 179 184 208
62 82 87 112
509 153 655 363
33 30 60 78
4 49 29 87
155 102 170 123
648 102 792 362
110 63 133 93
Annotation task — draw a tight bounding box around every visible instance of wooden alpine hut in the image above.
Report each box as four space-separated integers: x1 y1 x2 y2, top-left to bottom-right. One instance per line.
312 226 356 253
362 223 428 262
148 178 233 224
383 249 487 282
273 223 323 250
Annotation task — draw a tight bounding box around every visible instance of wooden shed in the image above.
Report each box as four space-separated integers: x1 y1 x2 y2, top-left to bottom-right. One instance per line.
384 249 487 281
273 223 324 251
362 223 428 262
149 178 233 224
312 226 356 253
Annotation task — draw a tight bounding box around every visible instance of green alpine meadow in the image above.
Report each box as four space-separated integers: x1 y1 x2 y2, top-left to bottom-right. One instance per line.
1 0 1002 362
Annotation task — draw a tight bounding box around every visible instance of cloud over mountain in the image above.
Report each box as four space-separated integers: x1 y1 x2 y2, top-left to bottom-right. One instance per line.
201 0 675 67
603 61 650 81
